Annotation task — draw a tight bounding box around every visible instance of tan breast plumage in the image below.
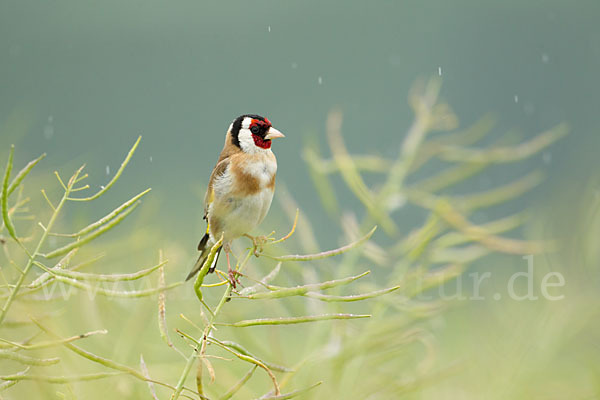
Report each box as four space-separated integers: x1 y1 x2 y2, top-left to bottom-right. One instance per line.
207 149 277 242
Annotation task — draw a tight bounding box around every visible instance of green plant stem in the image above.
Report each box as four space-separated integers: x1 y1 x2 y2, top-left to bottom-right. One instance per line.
34 319 198 398
172 284 233 400
218 365 257 400
0 168 77 325
220 313 370 327
171 250 253 400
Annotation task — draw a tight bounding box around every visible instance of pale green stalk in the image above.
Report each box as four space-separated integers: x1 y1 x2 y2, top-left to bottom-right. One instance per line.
207 337 280 394
51 188 151 238
325 109 396 233
0 350 60 366
140 355 160 400
1 145 17 241
30 265 182 298
0 372 125 383
304 285 401 302
7 153 46 196
171 249 254 400
439 123 568 163
193 235 224 301
259 226 376 261
26 254 105 292
68 136 141 202
259 381 323 399
0 329 106 350
221 313 370 327
33 260 167 282
243 271 370 300
0 166 81 324
219 340 292 372
43 201 140 258
218 365 257 400
34 320 197 398
375 79 442 207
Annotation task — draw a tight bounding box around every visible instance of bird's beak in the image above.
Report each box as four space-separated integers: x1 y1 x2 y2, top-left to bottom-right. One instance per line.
265 127 285 140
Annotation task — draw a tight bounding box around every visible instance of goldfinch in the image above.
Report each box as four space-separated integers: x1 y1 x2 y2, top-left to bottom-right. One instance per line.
185 114 285 284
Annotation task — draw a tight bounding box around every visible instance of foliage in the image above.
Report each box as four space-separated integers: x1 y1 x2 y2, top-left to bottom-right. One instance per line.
0 78 567 399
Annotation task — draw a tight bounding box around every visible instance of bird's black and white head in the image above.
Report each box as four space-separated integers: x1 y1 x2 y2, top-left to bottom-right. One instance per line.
229 114 285 154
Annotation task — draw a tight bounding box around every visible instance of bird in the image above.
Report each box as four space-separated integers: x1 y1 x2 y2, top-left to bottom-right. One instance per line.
185 114 285 285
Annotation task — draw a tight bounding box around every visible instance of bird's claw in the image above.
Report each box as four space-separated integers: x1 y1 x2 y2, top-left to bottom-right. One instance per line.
228 267 241 288
245 234 274 257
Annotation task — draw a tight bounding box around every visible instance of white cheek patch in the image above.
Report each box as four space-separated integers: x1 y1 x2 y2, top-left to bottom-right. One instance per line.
238 128 255 153
238 128 271 155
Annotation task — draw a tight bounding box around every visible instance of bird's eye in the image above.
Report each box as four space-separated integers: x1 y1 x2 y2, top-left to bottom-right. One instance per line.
250 125 260 134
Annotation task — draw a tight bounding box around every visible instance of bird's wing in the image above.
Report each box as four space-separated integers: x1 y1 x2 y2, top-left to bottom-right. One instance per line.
204 157 230 220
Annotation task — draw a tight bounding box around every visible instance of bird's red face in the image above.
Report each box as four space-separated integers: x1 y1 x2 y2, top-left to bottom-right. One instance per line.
230 114 285 153
249 118 273 149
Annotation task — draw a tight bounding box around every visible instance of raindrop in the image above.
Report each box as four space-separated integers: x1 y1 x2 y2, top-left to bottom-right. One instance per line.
438 66 442 76
267 25 271 33
105 165 110 175
149 156 153 163
318 76 323 85
43 115 54 139
514 95 519 103
541 53 549 63
100 185 105 190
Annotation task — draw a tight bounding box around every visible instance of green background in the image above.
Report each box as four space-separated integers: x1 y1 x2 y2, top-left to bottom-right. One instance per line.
1 1 599 399
2 0 599 233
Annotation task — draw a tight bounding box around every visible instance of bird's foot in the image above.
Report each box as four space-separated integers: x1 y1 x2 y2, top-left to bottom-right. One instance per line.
244 234 274 257
227 267 241 288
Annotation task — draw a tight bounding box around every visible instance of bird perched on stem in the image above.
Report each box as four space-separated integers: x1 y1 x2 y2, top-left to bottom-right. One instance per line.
186 114 285 286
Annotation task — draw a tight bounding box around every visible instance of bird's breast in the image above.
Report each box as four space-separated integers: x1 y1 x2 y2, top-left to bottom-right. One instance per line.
229 153 277 196
208 152 277 241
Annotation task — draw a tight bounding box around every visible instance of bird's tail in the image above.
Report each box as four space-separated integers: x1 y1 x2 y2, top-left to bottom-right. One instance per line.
185 233 222 281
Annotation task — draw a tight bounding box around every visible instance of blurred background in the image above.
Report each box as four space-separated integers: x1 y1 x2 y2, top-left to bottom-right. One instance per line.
1 0 599 399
